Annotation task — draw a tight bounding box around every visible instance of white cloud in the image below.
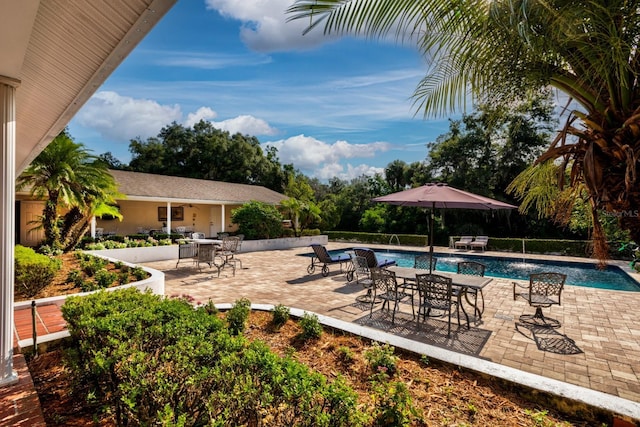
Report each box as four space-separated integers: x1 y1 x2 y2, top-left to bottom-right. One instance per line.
185 107 218 127
316 163 385 181
211 115 278 136
78 91 279 142
152 51 272 69
75 91 182 141
265 134 390 178
204 0 335 51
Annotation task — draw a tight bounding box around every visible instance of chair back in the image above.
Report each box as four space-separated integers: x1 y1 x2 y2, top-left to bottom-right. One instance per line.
352 255 369 274
370 267 397 293
310 244 333 263
414 254 437 271
191 232 205 239
415 273 453 306
457 261 485 277
353 248 378 268
222 236 240 253
529 272 566 305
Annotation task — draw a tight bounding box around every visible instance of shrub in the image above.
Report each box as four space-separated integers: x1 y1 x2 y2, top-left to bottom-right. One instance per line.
226 298 251 335
95 269 117 288
364 342 398 377
60 289 364 426
131 266 148 281
231 201 284 240
14 245 61 298
117 271 130 285
298 312 323 341
79 255 108 277
372 381 419 426
271 304 290 328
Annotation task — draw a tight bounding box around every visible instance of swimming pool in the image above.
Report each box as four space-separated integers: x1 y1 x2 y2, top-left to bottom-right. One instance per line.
313 248 640 292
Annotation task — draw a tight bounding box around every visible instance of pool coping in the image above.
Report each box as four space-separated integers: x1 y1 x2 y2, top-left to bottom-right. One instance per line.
305 246 640 291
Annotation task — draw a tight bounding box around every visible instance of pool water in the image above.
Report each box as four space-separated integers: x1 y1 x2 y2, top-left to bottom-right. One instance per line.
316 248 640 292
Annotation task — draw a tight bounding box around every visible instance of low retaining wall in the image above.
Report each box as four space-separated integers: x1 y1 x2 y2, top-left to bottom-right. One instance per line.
240 235 327 252
88 235 329 263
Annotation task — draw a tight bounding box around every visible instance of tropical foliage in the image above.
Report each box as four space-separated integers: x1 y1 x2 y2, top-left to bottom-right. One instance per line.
287 0 640 261
16 129 122 252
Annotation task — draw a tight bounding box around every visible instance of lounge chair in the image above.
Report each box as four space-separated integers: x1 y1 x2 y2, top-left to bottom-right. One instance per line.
469 236 489 251
454 236 473 249
307 244 350 277
353 248 397 269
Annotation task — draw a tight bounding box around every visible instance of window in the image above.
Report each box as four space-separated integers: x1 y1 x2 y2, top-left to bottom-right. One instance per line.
158 206 184 221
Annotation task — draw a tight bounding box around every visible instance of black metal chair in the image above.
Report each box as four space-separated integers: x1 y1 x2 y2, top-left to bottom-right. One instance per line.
415 273 460 336
350 256 376 303
414 254 437 271
307 244 350 276
353 247 396 269
457 261 487 318
513 272 566 327
369 267 414 324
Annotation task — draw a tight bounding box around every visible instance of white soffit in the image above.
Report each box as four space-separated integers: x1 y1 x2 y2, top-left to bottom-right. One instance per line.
0 0 176 173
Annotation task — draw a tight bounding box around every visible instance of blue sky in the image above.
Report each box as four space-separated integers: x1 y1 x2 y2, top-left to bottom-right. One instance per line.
68 0 457 181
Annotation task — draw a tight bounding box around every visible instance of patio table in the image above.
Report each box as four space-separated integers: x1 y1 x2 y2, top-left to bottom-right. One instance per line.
387 266 493 326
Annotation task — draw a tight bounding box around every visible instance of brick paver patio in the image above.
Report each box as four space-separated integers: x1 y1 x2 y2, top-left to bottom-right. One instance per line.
144 242 640 403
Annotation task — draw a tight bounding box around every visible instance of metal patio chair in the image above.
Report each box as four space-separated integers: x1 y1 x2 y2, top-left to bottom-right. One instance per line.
513 272 566 327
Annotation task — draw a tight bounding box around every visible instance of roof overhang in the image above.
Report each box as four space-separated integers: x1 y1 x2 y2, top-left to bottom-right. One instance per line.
0 0 176 174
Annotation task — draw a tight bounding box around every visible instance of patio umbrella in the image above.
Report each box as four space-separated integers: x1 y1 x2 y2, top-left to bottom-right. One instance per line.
372 183 517 271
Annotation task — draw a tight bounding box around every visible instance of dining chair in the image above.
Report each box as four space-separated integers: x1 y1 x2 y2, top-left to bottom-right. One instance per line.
457 261 487 318
369 267 414 324
415 273 460 336
513 272 566 327
351 256 376 303
414 254 437 271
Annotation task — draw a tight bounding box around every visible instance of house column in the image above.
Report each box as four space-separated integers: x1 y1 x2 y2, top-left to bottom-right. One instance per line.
220 204 225 234
90 216 96 238
0 76 20 387
166 201 171 234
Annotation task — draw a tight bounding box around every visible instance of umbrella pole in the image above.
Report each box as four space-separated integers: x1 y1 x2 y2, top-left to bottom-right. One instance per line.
429 204 435 273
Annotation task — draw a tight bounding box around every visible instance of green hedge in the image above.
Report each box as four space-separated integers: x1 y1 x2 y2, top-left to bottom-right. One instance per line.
61 289 366 426
14 245 61 298
326 232 597 258
482 237 591 257
326 231 429 246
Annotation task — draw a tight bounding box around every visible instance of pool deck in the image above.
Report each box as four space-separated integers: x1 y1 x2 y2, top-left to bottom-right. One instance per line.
4 242 639 426
144 242 640 411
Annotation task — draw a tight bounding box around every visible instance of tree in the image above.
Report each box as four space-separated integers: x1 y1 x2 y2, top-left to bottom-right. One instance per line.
288 0 640 260
127 121 289 192
16 129 122 251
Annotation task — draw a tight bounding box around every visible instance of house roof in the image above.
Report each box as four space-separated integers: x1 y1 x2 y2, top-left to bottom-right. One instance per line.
110 170 287 205
2 0 176 174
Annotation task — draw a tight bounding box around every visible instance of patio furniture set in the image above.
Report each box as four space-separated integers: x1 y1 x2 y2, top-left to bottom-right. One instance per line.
176 235 244 276
307 244 567 336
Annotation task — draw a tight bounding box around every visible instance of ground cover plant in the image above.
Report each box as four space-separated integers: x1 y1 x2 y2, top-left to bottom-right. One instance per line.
14 248 149 301
26 288 609 426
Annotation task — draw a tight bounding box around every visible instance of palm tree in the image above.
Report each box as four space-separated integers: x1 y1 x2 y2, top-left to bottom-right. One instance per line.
287 0 640 260
16 129 122 251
